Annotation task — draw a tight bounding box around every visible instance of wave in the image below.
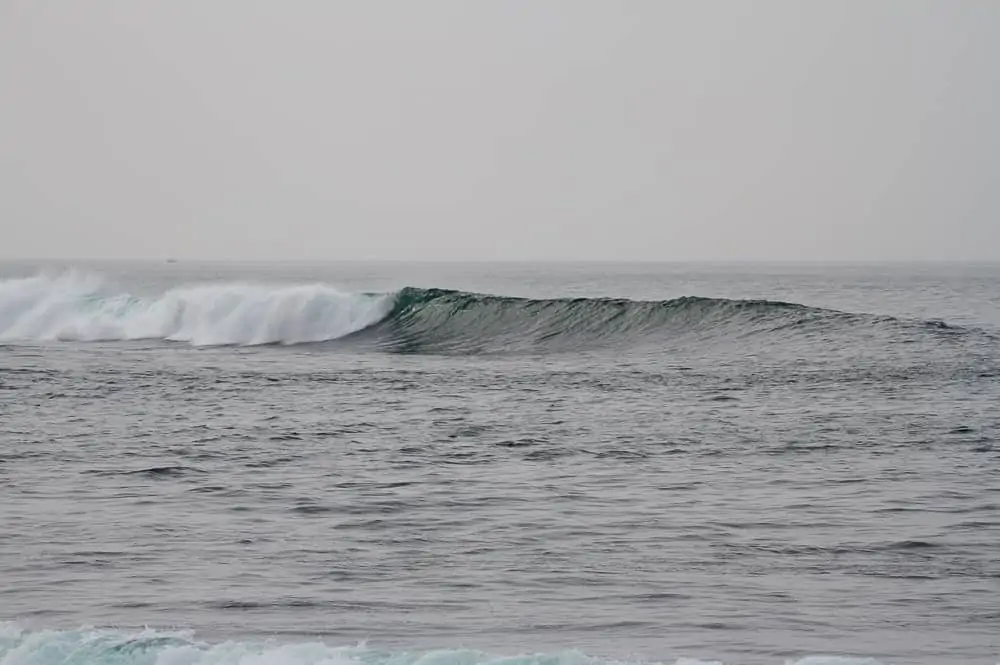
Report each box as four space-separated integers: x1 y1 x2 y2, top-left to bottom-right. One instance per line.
0 272 969 353
0 624 893 665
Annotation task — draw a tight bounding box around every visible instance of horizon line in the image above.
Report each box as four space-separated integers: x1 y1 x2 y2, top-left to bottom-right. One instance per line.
3 256 1000 265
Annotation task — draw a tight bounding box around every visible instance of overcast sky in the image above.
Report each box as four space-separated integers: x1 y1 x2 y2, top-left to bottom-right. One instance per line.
1 1 998 261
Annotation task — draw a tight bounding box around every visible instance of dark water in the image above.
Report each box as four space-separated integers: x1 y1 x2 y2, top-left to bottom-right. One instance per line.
1 261 998 665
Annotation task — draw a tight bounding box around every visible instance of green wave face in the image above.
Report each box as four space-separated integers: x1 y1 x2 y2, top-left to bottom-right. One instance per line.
355 288 873 355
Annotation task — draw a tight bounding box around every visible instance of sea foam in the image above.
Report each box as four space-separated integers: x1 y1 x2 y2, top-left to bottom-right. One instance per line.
0 624 897 665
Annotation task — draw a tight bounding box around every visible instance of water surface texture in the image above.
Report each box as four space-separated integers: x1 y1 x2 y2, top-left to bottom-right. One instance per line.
2 261 998 665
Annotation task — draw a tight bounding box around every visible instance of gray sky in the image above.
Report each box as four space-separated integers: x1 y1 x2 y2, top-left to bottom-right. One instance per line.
1 1 998 261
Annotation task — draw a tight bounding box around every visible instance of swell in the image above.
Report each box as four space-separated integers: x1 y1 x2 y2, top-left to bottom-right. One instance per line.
0 273 973 353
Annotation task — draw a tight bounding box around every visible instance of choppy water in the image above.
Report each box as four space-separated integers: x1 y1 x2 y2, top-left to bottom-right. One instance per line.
1 261 998 665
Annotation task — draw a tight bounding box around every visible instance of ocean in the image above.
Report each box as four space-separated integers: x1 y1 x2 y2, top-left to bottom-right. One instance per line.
1 260 998 665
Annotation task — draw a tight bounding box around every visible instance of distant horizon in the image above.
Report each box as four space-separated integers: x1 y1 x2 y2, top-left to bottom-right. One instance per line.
3 255 999 266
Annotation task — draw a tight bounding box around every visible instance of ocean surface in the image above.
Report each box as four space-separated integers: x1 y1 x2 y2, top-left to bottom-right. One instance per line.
1 260 998 665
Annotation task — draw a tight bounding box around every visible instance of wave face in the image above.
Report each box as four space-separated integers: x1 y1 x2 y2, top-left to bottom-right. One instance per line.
0 273 393 346
0 624 890 665
364 287 851 354
0 272 966 353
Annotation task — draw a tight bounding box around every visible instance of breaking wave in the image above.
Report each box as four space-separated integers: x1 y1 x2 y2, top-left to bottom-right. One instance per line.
0 624 894 665
0 272 393 347
0 272 968 353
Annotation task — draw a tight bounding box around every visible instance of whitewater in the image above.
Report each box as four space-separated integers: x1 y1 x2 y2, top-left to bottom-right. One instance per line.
0 272 393 346
0 624 899 665
2 262 998 665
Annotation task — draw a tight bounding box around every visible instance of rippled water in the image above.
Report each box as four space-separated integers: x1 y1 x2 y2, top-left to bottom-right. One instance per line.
1 261 998 665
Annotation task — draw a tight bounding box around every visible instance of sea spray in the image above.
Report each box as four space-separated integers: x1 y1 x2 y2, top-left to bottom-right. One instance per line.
0 273 393 346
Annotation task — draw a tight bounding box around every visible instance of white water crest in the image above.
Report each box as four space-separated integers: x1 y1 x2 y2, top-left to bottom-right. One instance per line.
0 624 899 665
0 272 393 346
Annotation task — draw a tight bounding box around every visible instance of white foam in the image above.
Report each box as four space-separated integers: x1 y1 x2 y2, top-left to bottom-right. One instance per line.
0 624 909 665
0 272 393 346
